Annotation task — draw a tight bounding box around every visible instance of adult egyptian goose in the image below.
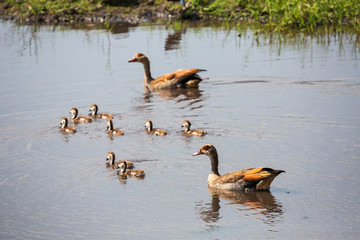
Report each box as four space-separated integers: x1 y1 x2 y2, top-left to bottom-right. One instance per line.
70 107 92 123
182 120 207 136
106 152 134 169
128 53 206 89
115 160 145 177
60 117 77 133
106 119 124 135
145 120 167 136
193 144 285 191
89 104 113 120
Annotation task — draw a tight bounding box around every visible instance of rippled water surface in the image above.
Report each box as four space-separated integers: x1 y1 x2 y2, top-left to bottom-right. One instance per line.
1 20 360 239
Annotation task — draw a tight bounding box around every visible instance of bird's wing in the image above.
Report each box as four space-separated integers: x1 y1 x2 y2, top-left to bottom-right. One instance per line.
213 167 280 185
151 69 206 88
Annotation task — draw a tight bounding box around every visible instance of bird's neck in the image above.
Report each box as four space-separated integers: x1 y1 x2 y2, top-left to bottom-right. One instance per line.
209 152 220 176
110 157 115 167
70 111 77 119
142 58 153 85
108 121 113 130
61 119 68 128
92 107 98 116
119 162 126 173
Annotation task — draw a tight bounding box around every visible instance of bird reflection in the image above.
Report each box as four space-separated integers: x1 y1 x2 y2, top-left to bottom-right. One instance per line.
142 87 205 110
164 21 186 51
117 171 128 185
165 30 185 51
154 88 202 101
196 189 283 226
195 194 221 224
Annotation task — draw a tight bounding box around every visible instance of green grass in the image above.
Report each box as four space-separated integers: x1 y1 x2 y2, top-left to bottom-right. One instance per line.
9 0 97 15
187 0 360 32
2 0 359 33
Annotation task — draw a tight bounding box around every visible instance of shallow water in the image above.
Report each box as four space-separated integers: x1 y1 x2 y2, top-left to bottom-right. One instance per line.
0 20 360 239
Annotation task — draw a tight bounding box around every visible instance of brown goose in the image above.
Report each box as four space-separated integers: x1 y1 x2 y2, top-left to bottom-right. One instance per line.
106 120 124 135
182 120 207 136
128 53 206 89
193 144 285 191
115 160 145 177
89 104 113 120
106 152 134 169
60 117 77 133
145 120 167 136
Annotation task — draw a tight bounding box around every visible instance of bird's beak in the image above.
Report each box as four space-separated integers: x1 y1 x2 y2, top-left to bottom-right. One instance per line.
128 57 136 63
193 150 202 156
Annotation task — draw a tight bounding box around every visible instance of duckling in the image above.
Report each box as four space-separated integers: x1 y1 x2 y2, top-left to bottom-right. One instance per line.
89 104 113 120
182 120 207 136
116 160 145 177
70 107 92 123
107 119 124 135
145 120 167 136
60 117 77 133
106 152 134 169
193 144 285 191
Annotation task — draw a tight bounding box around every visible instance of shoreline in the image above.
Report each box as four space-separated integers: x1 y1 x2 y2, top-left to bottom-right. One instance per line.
1 0 359 33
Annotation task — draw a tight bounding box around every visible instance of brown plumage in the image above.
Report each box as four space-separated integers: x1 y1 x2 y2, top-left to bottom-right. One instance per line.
106 152 134 169
128 53 206 89
193 144 285 191
116 160 145 177
89 104 113 120
182 120 207 136
70 107 92 123
145 120 167 136
60 117 77 133
106 120 124 135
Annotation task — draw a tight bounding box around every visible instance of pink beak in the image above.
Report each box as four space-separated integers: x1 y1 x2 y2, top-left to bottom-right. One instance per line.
128 57 136 63
193 150 202 156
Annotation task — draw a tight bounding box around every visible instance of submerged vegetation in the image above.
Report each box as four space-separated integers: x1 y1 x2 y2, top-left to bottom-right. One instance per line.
0 0 359 33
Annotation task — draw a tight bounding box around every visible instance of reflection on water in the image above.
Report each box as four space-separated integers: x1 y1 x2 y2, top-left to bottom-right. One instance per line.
7 20 359 62
195 194 221 224
136 87 205 111
196 189 283 227
152 88 204 108
164 21 187 51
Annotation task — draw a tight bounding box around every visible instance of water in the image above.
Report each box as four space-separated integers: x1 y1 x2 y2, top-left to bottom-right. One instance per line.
0 20 360 239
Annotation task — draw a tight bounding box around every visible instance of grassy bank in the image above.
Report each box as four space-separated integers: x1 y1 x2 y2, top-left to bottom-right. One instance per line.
1 0 359 33
190 0 360 33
